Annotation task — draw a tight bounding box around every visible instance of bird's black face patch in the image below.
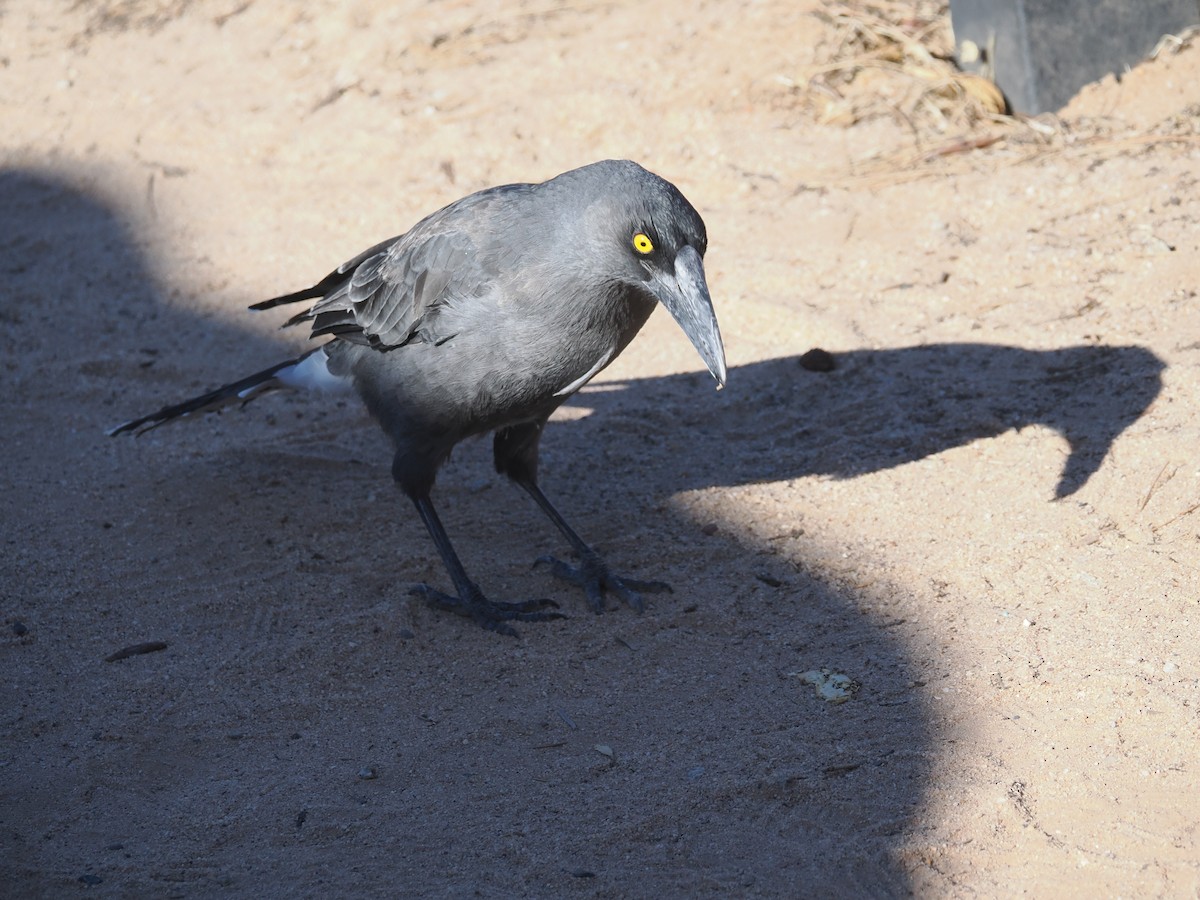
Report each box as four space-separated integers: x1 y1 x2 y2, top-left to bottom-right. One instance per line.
631 199 706 265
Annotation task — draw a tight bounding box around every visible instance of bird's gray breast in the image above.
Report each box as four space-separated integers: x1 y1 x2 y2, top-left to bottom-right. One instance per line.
442 273 655 408
343 275 655 446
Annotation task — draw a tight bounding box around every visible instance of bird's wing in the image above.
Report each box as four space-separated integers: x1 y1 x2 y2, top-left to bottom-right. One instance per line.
252 187 525 350
300 227 480 348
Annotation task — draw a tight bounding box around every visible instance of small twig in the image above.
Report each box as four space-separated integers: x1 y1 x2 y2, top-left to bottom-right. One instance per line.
1149 25 1199 59
555 708 578 730
1155 501 1200 531
1139 461 1175 512
105 641 168 662
1007 133 1200 168
918 132 1005 162
213 0 253 27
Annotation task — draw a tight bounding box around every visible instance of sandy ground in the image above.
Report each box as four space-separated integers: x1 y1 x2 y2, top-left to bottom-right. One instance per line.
3 1 1199 896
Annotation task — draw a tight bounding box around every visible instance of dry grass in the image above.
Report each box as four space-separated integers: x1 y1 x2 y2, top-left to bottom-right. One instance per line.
782 1 1004 136
783 2 1200 189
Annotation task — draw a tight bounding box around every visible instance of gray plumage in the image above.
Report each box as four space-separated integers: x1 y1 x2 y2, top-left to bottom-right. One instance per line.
111 160 726 634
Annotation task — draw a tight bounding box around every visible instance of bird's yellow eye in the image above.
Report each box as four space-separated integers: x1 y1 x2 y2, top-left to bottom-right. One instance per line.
632 232 654 255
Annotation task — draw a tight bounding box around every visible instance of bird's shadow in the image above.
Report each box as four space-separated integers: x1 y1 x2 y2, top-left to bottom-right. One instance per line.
1 166 1166 894
567 341 1163 500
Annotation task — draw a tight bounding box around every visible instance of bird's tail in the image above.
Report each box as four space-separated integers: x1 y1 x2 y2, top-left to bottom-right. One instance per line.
107 348 342 436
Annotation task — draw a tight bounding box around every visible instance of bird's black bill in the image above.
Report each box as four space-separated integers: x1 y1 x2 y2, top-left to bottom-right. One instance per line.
650 245 727 388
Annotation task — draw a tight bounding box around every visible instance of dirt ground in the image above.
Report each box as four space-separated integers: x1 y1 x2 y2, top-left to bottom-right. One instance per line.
3 1 1199 896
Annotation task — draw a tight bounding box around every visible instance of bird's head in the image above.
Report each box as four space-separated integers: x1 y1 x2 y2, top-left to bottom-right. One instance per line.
559 160 727 389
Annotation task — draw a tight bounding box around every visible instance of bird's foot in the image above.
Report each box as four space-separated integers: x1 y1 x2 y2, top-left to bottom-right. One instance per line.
410 584 564 637
534 552 671 614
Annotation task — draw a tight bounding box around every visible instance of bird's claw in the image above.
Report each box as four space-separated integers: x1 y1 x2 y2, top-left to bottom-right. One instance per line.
533 553 671 614
410 584 564 637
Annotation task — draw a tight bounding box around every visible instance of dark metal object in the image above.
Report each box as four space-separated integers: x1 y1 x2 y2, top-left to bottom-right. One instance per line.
950 0 1200 114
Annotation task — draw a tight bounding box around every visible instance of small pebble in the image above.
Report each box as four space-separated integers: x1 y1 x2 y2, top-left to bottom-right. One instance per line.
799 347 836 372
78 874 103 886
11 621 28 636
358 767 378 780
793 669 859 704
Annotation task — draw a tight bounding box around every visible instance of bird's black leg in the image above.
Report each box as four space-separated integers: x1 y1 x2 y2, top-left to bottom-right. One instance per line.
408 493 563 636
519 479 672 613
494 422 671 613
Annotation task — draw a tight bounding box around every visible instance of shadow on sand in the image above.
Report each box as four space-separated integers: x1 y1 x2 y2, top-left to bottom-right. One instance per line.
572 341 1163 500
0 167 1163 895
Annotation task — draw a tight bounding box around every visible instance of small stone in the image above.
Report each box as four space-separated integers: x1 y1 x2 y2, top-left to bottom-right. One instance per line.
799 348 836 372
78 874 103 886
358 767 378 780
11 620 28 636
792 669 859 704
